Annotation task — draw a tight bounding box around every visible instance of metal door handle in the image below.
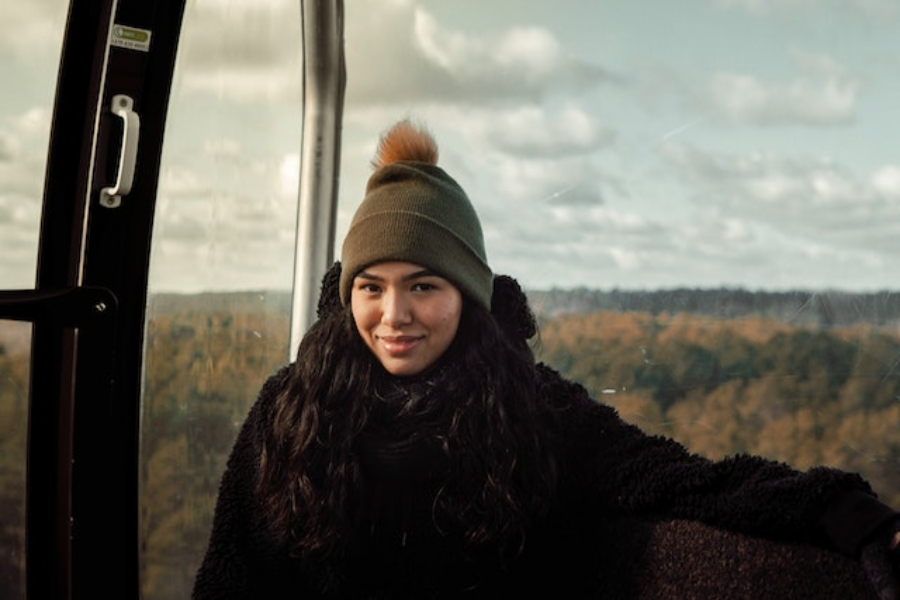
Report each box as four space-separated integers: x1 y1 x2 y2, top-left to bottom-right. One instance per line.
100 94 140 208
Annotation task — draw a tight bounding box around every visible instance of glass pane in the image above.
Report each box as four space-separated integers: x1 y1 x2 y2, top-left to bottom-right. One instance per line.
335 0 898 506
0 3 69 288
141 2 898 597
139 1 302 597
0 320 31 599
1 3 69 597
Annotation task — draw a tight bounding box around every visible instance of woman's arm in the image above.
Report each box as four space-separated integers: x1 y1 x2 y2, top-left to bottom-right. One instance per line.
537 363 898 555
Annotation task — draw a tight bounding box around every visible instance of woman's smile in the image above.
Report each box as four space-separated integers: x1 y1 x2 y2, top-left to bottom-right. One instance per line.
377 334 424 355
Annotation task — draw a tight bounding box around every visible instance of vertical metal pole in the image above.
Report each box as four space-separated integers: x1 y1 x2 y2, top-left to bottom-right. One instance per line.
289 0 346 358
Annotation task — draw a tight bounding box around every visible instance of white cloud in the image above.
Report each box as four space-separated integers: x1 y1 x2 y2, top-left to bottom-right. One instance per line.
278 153 301 197
344 2 608 107
702 51 861 126
487 154 605 210
0 0 61 283
872 166 900 198
0 191 40 288
202 138 243 159
473 159 684 288
414 12 565 82
712 0 899 17
0 131 17 161
0 1 67 61
171 0 609 109
173 0 302 104
158 164 212 199
182 68 301 104
479 105 615 158
659 143 900 255
0 107 52 286
150 144 302 291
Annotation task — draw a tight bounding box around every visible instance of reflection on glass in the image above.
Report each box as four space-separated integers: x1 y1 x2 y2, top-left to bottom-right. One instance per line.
139 2 303 598
0 321 31 599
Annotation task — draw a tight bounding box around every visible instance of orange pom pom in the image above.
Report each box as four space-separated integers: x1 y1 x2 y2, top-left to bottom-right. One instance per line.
371 119 439 169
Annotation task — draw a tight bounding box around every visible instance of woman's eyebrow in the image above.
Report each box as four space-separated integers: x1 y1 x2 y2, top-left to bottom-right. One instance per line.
354 271 383 282
403 269 439 281
355 269 439 282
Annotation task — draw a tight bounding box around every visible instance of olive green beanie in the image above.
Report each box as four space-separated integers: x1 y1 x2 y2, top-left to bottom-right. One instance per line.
340 121 493 309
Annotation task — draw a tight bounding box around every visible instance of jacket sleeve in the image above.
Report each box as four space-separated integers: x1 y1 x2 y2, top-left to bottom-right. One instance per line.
538 363 899 556
192 367 291 599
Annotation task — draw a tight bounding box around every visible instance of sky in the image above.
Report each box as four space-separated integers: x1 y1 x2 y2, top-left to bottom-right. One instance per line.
1 0 899 294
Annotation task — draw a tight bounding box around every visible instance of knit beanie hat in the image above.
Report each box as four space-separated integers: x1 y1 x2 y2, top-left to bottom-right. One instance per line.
340 120 493 309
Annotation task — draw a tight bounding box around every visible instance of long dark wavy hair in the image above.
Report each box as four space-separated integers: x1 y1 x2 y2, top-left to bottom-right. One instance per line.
255 274 558 562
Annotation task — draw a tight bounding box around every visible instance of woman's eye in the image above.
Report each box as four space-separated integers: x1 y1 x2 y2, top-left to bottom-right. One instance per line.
412 282 436 292
358 283 381 294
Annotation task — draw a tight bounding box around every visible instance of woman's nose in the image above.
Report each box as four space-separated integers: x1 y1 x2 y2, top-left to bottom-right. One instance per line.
381 289 412 326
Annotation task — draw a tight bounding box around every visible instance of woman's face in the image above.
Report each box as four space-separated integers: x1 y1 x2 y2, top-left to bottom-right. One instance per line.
351 261 463 377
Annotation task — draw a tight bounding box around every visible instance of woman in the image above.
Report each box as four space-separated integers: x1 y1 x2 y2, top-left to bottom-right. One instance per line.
194 120 899 598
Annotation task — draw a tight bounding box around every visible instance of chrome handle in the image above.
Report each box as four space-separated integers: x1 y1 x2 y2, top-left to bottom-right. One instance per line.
100 94 140 208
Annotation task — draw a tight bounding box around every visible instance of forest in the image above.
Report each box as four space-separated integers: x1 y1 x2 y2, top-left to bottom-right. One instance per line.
1 288 899 598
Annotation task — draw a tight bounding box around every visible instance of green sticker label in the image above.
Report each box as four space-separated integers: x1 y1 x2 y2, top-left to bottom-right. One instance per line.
111 25 152 52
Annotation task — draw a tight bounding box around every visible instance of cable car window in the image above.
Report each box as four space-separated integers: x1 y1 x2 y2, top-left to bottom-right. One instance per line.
0 3 69 598
139 1 302 597
140 0 897 595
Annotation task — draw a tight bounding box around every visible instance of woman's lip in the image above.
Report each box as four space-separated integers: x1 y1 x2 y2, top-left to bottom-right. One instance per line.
377 335 423 355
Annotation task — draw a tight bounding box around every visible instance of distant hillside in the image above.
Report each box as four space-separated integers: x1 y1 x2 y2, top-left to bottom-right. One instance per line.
4 288 897 355
145 287 900 328
147 287 900 330
528 287 900 328
147 290 292 316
